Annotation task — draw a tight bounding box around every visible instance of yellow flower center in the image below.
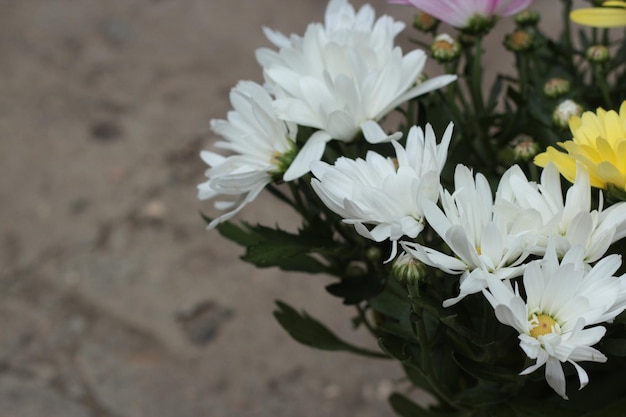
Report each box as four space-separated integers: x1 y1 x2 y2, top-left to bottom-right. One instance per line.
529 314 558 338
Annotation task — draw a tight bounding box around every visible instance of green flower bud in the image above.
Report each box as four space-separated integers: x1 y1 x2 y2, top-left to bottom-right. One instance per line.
552 99 583 129
430 33 461 63
463 14 497 35
515 10 540 26
392 253 426 286
366 246 382 263
413 11 439 33
504 29 534 52
458 32 476 46
585 45 610 63
510 134 540 162
543 78 570 98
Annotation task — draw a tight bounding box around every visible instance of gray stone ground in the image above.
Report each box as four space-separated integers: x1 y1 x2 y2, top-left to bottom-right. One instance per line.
0 1 566 416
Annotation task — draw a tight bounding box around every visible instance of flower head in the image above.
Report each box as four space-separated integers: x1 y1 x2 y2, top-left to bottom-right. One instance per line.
257 0 456 180
311 123 453 261
198 81 298 228
483 242 626 399
402 164 530 306
536 101 626 191
390 0 532 32
570 1 626 28
495 163 626 263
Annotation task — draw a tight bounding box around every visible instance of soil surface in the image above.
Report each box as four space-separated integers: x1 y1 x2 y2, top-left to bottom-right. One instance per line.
0 1 567 416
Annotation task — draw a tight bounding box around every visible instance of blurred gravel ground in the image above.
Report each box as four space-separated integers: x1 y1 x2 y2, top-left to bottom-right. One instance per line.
0 1 567 416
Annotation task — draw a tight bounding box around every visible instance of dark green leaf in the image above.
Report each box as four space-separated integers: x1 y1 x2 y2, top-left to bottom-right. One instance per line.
453 353 518 383
326 275 386 305
273 301 387 358
389 393 455 417
494 401 576 417
582 396 626 417
600 337 626 357
201 214 261 246
455 382 510 407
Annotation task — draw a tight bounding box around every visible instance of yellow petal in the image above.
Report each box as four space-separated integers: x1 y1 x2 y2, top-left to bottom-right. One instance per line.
570 9 626 27
603 1 626 8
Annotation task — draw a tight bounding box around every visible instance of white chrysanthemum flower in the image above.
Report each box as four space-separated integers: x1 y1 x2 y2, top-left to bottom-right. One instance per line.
311 123 453 261
198 81 298 228
402 164 530 306
483 242 626 399
495 163 626 262
256 0 456 180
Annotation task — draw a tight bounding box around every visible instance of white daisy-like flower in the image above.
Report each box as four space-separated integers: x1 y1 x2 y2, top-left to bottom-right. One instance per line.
402 164 530 306
256 0 457 180
310 123 453 261
495 163 626 262
198 81 299 228
483 242 626 399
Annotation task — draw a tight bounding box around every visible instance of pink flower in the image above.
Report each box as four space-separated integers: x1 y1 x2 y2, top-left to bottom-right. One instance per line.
390 0 532 30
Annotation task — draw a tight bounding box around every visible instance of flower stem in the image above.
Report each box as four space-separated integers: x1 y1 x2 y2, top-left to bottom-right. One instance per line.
470 35 485 115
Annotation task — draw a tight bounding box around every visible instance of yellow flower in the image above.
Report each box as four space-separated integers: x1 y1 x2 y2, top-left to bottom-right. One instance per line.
570 1 626 27
535 101 626 190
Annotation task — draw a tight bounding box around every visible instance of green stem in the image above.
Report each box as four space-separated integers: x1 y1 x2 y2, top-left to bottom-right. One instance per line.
407 285 468 412
469 35 485 115
288 180 309 221
594 64 613 108
518 53 529 101
357 303 380 339
561 0 573 56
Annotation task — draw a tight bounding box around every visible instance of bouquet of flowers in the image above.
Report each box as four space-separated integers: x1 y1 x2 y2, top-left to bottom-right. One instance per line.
198 0 626 415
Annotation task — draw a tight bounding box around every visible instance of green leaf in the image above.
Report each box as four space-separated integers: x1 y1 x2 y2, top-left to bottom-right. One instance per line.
600 337 626 357
582 396 626 417
201 214 261 246
367 279 413 335
273 301 387 358
494 401 576 417
389 393 455 417
453 352 518 383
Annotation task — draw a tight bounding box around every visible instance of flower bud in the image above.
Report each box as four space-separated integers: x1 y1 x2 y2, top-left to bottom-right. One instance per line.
430 33 461 63
552 99 583 129
392 253 426 286
366 246 382 263
463 14 497 35
510 134 540 162
504 29 534 52
543 78 570 98
515 10 540 27
585 45 610 63
413 11 439 33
